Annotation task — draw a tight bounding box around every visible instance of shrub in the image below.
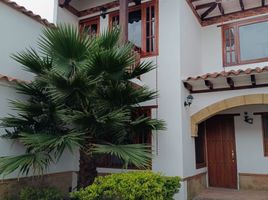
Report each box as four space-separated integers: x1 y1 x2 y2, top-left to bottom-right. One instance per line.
71 171 181 200
20 186 64 200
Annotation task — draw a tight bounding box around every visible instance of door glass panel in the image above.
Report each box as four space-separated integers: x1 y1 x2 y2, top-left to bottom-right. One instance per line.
239 21 268 61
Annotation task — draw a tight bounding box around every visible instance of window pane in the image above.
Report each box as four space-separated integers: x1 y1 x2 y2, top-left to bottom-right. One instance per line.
146 7 150 21
84 24 98 37
146 38 150 52
227 53 231 64
112 16 119 28
239 21 268 61
151 6 155 21
128 10 142 48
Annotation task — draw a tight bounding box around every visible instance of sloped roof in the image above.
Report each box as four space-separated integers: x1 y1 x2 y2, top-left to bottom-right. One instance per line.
186 67 268 81
184 67 268 93
0 73 28 84
0 0 55 27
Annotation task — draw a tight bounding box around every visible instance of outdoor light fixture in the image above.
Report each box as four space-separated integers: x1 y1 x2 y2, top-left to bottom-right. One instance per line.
100 7 107 19
184 95 194 107
244 112 253 124
134 0 141 5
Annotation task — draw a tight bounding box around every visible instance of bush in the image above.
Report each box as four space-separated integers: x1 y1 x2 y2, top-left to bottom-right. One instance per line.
20 186 64 200
71 171 181 200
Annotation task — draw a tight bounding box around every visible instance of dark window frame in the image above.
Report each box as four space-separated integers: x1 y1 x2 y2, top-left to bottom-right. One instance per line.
79 16 100 37
109 0 159 58
222 15 268 67
195 122 207 169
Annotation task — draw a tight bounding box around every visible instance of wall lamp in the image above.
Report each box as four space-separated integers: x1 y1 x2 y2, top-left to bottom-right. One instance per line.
100 7 107 19
244 112 253 124
184 95 194 107
134 0 141 5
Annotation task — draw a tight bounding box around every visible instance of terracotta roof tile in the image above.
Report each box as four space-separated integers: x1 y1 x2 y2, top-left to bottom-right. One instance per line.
186 67 268 81
0 74 28 84
0 0 55 27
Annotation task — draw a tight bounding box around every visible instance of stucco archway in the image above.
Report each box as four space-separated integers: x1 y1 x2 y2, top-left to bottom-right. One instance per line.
191 94 268 137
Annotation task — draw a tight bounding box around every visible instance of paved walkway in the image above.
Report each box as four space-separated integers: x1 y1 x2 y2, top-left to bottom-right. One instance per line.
194 188 268 200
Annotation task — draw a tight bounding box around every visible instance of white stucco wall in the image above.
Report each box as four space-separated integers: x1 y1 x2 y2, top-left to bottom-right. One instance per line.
180 0 202 78
0 3 42 81
0 2 79 179
54 1 78 27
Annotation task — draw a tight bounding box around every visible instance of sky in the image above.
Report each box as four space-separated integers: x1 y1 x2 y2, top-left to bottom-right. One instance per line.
14 0 54 22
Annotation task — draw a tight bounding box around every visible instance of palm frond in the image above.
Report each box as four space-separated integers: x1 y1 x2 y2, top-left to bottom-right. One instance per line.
0 153 52 177
38 25 92 75
11 48 52 75
124 61 155 80
19 132 85 160
92 143 152 169
96 29 120 49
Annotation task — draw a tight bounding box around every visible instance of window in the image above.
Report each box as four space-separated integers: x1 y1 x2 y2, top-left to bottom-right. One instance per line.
222 16 268 66
195 122 206 169
262 114 268 157
96 108 152 169
80 17 100 37
109 0 158 57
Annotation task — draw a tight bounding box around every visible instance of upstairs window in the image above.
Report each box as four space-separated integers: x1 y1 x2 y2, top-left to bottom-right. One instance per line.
80 17 100 37
222 16 268 67
109 0 158 57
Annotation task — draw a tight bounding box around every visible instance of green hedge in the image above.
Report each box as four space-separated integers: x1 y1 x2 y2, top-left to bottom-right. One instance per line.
20 187 64 200
71 171 181 200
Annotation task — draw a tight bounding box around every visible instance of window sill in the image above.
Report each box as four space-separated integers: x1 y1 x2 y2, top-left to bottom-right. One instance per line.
223 57 268 67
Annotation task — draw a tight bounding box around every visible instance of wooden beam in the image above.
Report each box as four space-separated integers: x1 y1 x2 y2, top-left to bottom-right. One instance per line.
218 3 225 15
119 0 128 43
196 2 215 10
191 83 268 94
202 6 268 26
204 80 213 90
251 74 256 86
239 0 245 11
201 3 217 20
227 77 234 89
183 82 193 93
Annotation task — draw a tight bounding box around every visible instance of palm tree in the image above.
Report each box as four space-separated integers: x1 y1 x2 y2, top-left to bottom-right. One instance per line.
0 26 165 187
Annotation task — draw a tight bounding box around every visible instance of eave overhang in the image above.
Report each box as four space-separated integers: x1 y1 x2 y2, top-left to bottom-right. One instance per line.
183 67 268 93
187 0 268 26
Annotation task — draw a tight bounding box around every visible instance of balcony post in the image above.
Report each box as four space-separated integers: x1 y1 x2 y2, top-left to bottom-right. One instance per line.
119 0 128 43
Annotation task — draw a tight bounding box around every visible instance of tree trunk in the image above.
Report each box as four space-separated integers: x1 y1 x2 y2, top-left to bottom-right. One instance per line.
78 150 98 188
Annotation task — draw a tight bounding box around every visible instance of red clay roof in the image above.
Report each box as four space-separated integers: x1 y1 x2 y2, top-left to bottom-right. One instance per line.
0 0 55 27
0 74 28 84
186 67 268 81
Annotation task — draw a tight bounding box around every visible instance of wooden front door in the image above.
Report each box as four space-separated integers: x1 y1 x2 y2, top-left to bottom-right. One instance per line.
206 115 238 189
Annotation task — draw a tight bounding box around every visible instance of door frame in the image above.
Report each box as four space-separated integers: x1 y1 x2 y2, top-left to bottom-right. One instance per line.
205 114 239 189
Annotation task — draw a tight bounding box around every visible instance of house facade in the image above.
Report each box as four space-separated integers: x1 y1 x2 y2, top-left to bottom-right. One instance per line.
1 0 268 199
0 0 78 198
55 0 268 199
